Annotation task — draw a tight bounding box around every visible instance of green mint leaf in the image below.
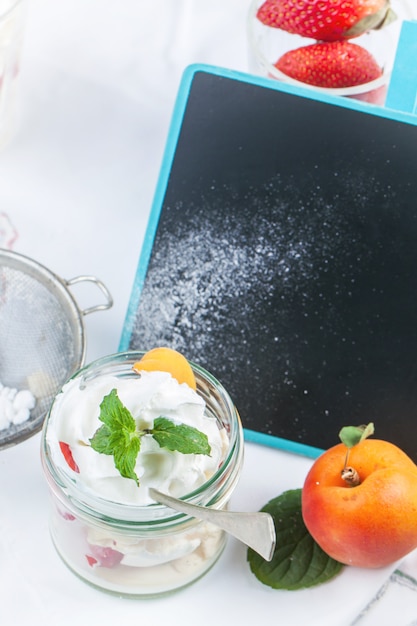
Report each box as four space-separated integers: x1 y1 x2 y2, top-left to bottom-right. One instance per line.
89 388 141 485
89 391 212 484
89 424 114 455
113 435 141 485
247 489 343 590
339 422 375 448
151 416 211 455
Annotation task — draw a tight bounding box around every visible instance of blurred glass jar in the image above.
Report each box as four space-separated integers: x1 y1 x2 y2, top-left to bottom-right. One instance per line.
247 0 416 105
0 0 28 148
41 351 244 597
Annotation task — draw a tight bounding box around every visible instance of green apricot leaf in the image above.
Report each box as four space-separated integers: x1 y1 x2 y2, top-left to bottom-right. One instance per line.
339 422 375 448
247 489 344 590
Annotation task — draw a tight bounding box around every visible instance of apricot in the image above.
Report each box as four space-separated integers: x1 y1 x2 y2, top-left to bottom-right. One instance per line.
301 439 417 568
132 347 197 390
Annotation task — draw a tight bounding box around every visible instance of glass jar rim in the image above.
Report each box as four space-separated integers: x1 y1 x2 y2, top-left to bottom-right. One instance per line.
246 0 405 97
41 351 244 527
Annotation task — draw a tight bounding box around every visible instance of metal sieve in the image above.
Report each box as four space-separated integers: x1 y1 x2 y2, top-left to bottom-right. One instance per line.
0 249 113 450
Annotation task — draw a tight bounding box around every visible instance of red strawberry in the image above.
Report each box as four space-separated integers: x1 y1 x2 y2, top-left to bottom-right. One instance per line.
59 441 80 473
86 555 98 567
275 41 382 88
87 545 124 568
257 0 395 42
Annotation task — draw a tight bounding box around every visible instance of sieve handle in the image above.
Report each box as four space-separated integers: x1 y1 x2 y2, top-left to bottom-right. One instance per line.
65 275 114 316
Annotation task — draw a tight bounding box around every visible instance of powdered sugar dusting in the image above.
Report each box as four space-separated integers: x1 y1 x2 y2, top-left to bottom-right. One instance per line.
128 169 417 452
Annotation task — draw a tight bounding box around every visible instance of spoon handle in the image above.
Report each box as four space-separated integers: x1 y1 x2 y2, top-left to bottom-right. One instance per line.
149 488 276 561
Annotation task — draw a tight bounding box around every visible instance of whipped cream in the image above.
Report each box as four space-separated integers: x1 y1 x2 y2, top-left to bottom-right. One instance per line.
47 370 228 506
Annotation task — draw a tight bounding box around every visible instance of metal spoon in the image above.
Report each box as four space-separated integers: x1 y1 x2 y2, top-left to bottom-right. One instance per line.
149 487 276 561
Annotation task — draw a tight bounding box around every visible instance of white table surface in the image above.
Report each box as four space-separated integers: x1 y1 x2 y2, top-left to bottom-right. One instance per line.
1 1 417 624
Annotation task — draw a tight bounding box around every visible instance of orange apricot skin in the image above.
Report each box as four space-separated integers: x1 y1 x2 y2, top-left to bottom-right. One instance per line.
132 347 197 390
301 439 417 568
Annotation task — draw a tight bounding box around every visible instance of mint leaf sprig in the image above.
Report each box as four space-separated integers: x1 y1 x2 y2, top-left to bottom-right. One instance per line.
89 389 211 486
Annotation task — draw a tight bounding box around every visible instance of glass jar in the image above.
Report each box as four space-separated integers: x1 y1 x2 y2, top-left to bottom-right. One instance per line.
247 0 417 106
41 351 244 598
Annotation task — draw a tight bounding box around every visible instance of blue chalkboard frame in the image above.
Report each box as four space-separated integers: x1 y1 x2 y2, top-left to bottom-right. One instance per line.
120 26 417 458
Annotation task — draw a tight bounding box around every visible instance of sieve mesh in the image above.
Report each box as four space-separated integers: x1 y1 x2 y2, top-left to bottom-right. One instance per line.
0 253 85 449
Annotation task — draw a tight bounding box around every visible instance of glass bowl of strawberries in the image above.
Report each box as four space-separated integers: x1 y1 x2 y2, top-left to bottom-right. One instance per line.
247 0 416 105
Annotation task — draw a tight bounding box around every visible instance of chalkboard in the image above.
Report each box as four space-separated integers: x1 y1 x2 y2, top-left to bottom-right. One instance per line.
120 64 417 460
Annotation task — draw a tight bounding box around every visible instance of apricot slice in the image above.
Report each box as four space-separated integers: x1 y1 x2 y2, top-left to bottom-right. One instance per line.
132 347 197 390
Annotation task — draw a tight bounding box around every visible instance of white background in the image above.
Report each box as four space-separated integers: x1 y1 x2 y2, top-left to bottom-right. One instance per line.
1 1 417 624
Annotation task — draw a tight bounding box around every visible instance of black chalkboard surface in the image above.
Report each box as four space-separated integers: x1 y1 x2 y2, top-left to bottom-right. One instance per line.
120 64 417 460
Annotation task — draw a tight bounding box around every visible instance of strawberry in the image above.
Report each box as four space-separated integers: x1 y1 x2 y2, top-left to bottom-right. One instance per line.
59 441 80 473
87 545 124 568
275 41 382 88
256 0 395 42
